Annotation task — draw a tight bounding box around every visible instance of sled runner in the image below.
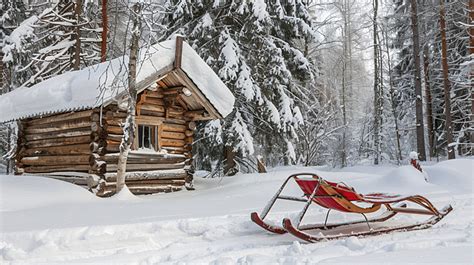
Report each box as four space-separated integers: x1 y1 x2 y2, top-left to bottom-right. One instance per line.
251 173 452 242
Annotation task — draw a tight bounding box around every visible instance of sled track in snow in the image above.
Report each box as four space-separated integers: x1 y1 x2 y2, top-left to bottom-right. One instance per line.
1 193 472 265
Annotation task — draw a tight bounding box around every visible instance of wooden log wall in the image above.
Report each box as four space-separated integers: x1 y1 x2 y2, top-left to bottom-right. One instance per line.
95 88 196 196
15 110 96 187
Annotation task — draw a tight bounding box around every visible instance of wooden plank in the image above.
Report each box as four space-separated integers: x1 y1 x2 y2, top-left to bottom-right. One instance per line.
145 90 164 98
161 138 185 147
26 109 94 126
174 36 183 68
24 165 91 173
173 68 222 119
25 128 91 141
104 170 187 181
103 154 186 164
143 97 164 106
107 125 123 135
97 184 182 196
21 155 90 166
139 109 166 118
26 135 91 148
162 131 185 140
22 144 91 156
106 162 185 172
162 123 186 132
140 104 165 113
25 118 91 134
136 115 164 126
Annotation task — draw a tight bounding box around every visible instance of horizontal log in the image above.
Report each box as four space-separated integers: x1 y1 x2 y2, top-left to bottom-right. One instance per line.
161 139 185 148
23 165 91 173
104 170 187 181
106 162 185 172
140 104 165 113
106 143 120 153
184 110 210 120
162 131 185 140
22 144 91 156
107 125 123 135
107 134 123 143
139 109 165 118
145 90 164 98
136 115 164 126
26 117 91 134
125 179 186 186
163 118 186 125
162 123 186 132
103 155 186 164
25 128 91 141
97 184 182 197
105 111 127 119
26 109 94 126
26 135 91 148
143 97 164 106
21 155 90 166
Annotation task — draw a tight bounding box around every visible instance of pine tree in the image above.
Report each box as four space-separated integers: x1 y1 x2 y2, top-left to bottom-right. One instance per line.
2 0 101 89
161 0 315 174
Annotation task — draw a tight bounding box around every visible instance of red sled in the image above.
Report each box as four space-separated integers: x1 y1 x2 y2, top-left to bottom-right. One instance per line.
251 173 452 242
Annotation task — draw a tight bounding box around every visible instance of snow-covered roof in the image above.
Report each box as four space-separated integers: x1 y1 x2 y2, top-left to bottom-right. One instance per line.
0 37 235 123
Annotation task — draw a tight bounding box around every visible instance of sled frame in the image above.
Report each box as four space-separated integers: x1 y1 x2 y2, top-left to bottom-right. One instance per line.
251 173 452 241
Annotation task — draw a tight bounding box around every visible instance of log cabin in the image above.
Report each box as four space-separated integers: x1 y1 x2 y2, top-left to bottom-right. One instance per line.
0 36 235 196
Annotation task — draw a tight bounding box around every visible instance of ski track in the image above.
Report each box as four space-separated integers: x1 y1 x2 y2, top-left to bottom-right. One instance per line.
1 162 473 264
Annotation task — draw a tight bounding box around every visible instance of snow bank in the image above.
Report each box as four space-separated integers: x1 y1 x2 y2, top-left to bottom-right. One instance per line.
0 160 472 264
0 36 235 123
424 159 474 193
354 165 440 195
0 175 96 212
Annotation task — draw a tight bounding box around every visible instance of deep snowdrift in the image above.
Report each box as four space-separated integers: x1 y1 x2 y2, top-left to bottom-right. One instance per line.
0 159 472 264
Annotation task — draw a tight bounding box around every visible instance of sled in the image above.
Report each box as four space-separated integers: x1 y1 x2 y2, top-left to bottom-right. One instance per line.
251 173 452 242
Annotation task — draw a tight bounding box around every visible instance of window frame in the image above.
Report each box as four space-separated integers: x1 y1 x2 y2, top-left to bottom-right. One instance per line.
134 123 161 151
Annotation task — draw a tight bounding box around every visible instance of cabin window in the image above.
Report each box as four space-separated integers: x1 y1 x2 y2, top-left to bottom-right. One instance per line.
138 125 159 150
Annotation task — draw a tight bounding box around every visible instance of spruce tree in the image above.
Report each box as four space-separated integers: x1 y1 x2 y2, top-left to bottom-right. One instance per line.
161 0 315 174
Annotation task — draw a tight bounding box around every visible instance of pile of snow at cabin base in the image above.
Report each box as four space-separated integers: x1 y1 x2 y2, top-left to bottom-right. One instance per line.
0 159 473 264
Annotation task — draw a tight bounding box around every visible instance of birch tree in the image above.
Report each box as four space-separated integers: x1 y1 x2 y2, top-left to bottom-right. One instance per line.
116 2 141 193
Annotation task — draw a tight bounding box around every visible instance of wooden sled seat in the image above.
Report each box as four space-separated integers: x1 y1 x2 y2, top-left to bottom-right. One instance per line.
251 173 452 242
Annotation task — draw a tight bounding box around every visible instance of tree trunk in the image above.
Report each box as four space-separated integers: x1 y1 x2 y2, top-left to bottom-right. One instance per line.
373 0 380 165
73 0 82 70
470 0 474 155
409 0 427 161
224 145 237 176
439 0 455 159
116 3 141 193
101 0 108 62
422 46 435 159
383 25 402 164
340 0 348 168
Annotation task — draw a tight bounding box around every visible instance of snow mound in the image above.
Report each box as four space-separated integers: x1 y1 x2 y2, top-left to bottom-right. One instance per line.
424 159 473 193
0 175 96 212
362 166 437 194
111 185 140 201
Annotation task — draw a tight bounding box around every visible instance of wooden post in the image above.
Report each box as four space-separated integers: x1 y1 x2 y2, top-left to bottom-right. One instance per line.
439 0 455 159
174 36 183 69
101 0 108 62
409 0 427 161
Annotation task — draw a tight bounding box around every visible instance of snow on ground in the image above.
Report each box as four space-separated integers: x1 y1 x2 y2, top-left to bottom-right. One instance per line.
0 159 473 264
